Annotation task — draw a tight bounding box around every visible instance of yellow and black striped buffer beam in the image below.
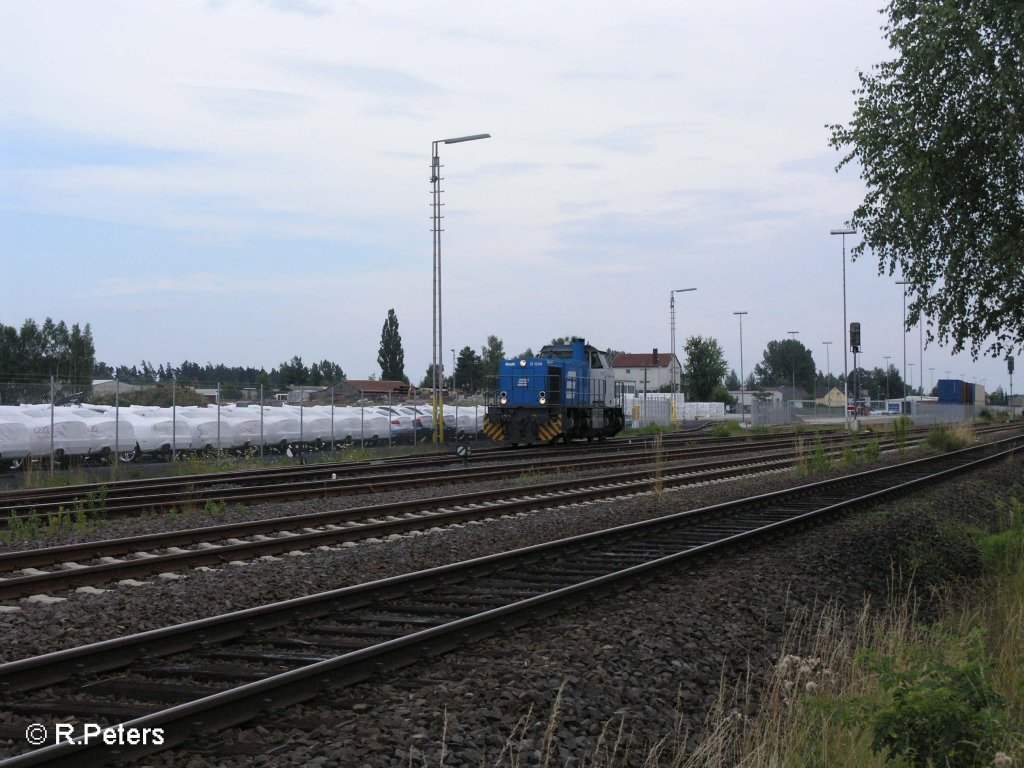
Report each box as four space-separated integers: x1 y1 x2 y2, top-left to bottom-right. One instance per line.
538 414 562 442
482 415 506 442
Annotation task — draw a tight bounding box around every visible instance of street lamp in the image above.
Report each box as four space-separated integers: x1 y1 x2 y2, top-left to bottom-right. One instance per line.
896 280 911 403
451 348 456 394
431 132 491 443
908 362 915 397
822 342 833 389
734 311 748 425
929 367 935 395
787 330 799 400
884 355 892 401
831 228 856 430
671 288 697 397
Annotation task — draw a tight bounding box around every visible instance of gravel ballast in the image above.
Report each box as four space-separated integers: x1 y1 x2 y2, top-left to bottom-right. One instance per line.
0 447 1020 765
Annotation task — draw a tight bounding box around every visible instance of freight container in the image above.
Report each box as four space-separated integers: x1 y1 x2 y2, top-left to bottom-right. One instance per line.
937 379 974 404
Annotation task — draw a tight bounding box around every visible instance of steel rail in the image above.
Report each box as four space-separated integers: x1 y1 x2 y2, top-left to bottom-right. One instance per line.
0 437 1018 766
0 428 961 597
0 428 857 515
0 431 864 522
0 452 798 599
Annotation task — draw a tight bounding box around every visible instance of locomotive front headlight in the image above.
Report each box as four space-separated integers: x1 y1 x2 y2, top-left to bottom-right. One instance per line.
499 391 508 405
519 359 527 367
539 390 547 405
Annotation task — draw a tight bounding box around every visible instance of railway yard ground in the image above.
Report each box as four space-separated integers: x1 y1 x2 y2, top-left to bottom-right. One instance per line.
0 424 1021 766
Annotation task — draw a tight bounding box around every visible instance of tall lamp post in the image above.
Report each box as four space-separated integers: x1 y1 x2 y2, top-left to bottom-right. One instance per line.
431 133 491 443
734 311 748 425
787 330 800 400
831 228 856 430
823 341 833 416
884 355 892 401
822 342 833 388
896 279 911 403
670 288 697 397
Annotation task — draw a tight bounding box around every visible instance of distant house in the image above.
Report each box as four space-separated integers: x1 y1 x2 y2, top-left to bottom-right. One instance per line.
338 380 412 401
195 388 220 403
611 353 682 394
729 388 785 411
91 380 152 397
815 387 846 408
284 385 328 404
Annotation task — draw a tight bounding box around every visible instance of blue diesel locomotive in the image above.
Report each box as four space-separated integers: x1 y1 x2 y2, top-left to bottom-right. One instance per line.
483 339 625 445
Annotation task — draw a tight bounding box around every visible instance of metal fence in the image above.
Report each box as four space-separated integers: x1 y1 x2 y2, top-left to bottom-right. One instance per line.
752 401 797 427
0 376 488 471
758 398 993 427
622 394 725 428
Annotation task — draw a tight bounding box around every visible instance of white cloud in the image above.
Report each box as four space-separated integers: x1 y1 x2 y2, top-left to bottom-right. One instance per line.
0 1 1011 389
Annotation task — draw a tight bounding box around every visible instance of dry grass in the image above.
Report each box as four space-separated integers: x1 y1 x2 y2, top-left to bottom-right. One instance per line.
651 433 665 501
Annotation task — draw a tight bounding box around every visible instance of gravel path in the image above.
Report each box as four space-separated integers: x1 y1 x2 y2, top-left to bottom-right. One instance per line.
0 447 1020 765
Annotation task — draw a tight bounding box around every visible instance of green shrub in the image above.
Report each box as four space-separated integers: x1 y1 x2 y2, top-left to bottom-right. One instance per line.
202 500 229 519
892 415 913 452
798 435 832 475
862 439 880 462
711 421 742 438
858 643 1007 768
980 497 1024 575
925 424 970 453
842 444 860 468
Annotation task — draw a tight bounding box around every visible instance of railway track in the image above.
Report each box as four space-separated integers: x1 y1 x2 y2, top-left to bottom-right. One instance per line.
0 427 980 600
0 435 1018 767
2 425 993 523
0 452 796 600
0 432 827 522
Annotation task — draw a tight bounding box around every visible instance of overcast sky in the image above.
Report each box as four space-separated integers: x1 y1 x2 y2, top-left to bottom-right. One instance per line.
0 1 1014 396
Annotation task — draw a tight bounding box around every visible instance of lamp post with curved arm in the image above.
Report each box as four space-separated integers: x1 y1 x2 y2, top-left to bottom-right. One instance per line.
671 288 697 397
431 133 490 443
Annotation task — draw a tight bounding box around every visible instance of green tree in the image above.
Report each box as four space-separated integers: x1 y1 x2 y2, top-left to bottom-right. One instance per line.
278 355 309 386
311 360 345 385
480 335 504 379
453 346 482 393
709 385 737 406
378 308 406 382
0 318 95 388
754 339 816 394
829 0 1024 359
682 336 728 401
724 369 741 391
420 364 438 390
